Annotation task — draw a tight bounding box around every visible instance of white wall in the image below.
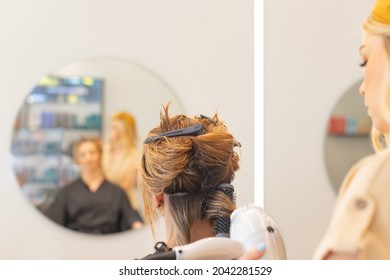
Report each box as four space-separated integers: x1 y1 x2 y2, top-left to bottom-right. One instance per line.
0 0 253 259
264 0 374 259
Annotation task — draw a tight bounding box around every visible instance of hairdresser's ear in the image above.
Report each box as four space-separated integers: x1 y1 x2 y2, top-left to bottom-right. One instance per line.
153 193 164 208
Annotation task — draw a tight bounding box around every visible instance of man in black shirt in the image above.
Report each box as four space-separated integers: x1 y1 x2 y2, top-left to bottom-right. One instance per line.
46 137 143 234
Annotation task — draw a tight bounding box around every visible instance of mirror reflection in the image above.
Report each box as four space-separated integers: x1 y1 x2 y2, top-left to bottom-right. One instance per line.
11 58 183 234
45 137 144 234
103 112 141 211
324 79 374 192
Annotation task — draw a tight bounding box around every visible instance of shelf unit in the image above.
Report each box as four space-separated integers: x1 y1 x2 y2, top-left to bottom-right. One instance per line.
11 75 104 212
327 115 371 137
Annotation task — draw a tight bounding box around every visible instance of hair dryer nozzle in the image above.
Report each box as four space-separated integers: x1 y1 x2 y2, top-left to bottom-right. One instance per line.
230 204 287 260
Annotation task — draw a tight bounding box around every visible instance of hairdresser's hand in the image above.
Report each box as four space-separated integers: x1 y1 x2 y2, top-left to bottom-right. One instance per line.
239 243 266 260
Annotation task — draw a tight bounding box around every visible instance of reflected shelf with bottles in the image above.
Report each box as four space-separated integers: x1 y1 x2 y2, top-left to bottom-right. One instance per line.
11 75 104 212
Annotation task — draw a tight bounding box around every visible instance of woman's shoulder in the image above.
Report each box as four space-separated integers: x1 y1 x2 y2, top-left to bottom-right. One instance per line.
52 178 83 199
354 148 390 168
339 148 390 197
102 179 127 194
61 178 83 190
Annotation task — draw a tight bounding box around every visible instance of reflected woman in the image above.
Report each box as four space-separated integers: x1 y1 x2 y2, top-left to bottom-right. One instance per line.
103 112 141 211
46 138 143 234
315 0 390 259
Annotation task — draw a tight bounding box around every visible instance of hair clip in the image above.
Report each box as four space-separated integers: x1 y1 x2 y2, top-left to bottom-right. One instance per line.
199 114 241 147
144 123 203 144
199 114 217 125
234 141 242 147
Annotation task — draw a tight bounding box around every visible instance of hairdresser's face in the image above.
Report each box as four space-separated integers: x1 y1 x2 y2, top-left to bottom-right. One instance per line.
76 141 101 172
110 120 123 141
359 32 390 132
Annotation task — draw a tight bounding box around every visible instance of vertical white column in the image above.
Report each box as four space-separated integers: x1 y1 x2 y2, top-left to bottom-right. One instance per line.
254 0 264 207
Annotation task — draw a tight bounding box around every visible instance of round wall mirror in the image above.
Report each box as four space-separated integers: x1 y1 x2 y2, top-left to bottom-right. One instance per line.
11 58 183 234
324 79 374 193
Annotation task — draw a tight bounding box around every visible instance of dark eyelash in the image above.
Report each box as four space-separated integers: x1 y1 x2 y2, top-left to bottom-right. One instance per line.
360 61 367 67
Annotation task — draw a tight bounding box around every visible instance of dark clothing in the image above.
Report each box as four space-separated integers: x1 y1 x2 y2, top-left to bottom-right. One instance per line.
46 178 142 234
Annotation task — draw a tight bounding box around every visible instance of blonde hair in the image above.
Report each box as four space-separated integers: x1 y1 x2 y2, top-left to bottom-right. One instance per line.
102 111 140 209
111 111 138 149
363 17 390 151
103 111 138 168
140 104 239 246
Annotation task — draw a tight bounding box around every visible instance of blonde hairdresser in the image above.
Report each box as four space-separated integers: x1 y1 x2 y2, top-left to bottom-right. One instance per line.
315 0 390 259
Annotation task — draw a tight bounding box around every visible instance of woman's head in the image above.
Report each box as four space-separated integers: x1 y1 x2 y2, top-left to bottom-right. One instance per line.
110 111 138 149
73 138 103 173
140 104 240 246
360 0 390 150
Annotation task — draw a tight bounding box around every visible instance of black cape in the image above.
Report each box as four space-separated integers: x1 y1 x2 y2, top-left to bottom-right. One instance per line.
46 178 142 234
